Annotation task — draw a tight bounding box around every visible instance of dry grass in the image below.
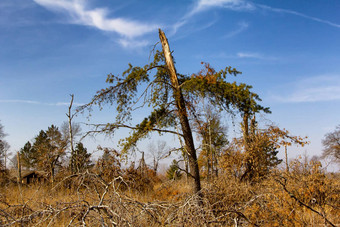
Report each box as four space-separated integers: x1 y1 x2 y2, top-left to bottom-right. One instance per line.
0 164 339 226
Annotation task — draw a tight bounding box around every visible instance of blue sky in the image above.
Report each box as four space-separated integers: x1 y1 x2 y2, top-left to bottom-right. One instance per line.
1 0 339 168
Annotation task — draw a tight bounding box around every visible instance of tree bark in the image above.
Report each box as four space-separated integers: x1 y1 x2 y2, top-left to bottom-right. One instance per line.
285 144 289 172
241 111 252 181
17 152 22 188
159 29 201 195
243 112 250 148
67 94 77 173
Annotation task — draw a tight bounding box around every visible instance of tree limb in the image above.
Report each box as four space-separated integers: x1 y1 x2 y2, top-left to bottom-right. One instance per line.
82 123 183 139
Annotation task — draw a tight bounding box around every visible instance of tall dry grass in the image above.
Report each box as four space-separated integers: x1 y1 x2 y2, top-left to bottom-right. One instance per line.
0 161 339 226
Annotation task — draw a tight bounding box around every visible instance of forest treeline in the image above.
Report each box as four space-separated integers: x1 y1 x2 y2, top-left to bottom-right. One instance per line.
0 29 339 226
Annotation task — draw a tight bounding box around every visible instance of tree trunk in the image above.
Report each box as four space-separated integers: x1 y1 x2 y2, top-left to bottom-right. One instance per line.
214 151 219 177
139 151 146 176
285 145 289 172
185 152 189 184
159 29 201 195
17 152 22 188
243 112 250 148
241 111 251 181
67 94 77 173
153 157 158 173
50 164 54 185
209 118 213 180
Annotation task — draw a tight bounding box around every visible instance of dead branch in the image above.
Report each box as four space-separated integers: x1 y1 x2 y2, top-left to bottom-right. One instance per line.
276 176 336 227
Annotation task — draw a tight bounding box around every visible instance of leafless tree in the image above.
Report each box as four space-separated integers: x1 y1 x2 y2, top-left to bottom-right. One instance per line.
322 125 340 164
61 94 83 173
148 140 169 173
0 121 10 169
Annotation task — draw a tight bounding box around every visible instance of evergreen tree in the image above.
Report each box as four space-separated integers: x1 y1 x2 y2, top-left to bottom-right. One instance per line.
241 128 282 181
195 107 228 179
166 160 182 180
19 141 38 170
33 125 66 183
94 147 121 182
239 122 307 181
70 142 92 173
80 30 268 196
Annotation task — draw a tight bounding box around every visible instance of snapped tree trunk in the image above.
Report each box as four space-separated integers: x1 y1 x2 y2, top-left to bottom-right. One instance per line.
159 29 201 195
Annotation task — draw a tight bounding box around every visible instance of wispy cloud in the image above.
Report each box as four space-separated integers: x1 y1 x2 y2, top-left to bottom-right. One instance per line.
171 0 255 38
0 0 36 27
237 52 277 60
0 99 40 105
118 39 150 49
33 0 340 46
33 0 159 47
170 15 218 39
274 75 340 103
257 4 340 29
175 0 340 35
194 51 277 61
223 21 249 38
237 52 261 58
171 20 190 36
0 99 84 106
191 0 255 16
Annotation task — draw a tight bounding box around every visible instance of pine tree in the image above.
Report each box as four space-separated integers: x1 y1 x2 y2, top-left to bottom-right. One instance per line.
166 160 182 180
33 125 66 184
19 141 38 170
80 29 268 196
70 142 92 173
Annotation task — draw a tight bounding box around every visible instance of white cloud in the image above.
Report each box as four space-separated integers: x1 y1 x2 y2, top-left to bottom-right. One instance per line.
171 20 188 35
33 0 159 39
194 51 276 60
0 99 41 105
191 0 255 15
192 0 340 29
237 52 261 59
118 39 150 49
223 21 249 38
170 0 253 34
0 99 84 106
179 0 340 35
274 75 340 103
34 0 340 46
236 52 277 60
0 0 37 26
257 4 340 29
55 102 84 106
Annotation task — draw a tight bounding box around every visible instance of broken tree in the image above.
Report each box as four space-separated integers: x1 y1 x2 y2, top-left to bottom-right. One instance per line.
80 29 268 195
